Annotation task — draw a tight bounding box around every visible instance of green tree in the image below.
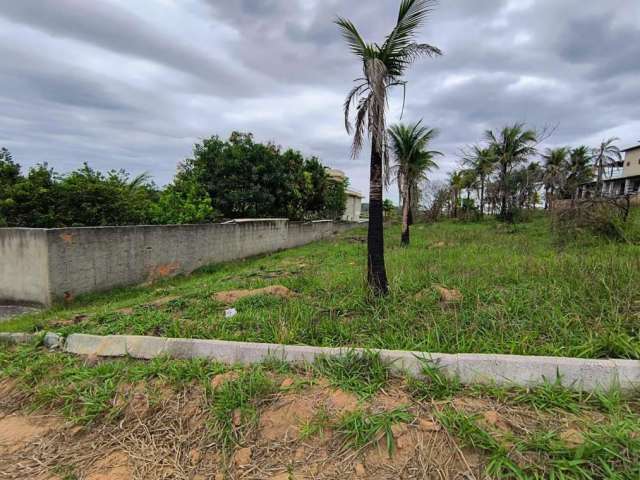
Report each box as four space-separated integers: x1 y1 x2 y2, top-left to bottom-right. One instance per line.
592 138 621 196
387 121 441 245
337 0 442 295
541 147 569 209
483 123 538 219
564 146 593 199
462 146 495 216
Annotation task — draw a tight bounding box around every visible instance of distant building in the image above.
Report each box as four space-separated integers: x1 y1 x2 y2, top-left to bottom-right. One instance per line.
577 144 640 198
326 168 364 221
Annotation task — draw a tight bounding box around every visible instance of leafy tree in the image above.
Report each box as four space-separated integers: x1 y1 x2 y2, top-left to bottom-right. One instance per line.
150 180 216 225
337 0 442 295
382 199 396 219
483 123 538 219
387 121 440 245
177 132 336 221
448 170 464 218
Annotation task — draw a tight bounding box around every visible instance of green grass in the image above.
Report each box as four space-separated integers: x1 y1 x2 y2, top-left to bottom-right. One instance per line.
314 350 390 398
437 406 640 479
3 214 640 358
337 408 414 455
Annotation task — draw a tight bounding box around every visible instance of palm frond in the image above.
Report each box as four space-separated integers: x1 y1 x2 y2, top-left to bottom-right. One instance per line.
335 17 367 58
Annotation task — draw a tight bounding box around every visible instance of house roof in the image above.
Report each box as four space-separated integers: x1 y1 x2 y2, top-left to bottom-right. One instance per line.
621 144 640 153
345 189 364 198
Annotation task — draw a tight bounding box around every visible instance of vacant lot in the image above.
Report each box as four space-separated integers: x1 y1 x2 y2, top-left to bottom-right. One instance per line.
4 215 639 359
1 345 639 479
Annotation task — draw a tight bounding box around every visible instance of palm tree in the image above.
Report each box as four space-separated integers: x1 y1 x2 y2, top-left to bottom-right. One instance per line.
592 138 621 196
483 123 537 219
565 146 592 199
337 0 442 295
448 170 465 218
541 147 569 209
387 121 441 245
462 146 494 216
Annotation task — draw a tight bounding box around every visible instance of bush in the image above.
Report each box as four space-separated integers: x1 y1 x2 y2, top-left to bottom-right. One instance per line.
551 197 637 244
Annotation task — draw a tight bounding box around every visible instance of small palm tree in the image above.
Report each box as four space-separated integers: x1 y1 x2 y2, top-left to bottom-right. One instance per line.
462 146 495 216
541 147 569 208
337 0 442 295
592 138 621 195
484 123 537 219
388 121 441 245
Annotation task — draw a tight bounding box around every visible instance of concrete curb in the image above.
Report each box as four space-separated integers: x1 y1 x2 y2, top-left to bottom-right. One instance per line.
58 333 640 393
3 331 638 392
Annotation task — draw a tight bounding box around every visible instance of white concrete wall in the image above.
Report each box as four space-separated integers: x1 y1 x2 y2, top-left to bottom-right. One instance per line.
0 229 50 305
0 220 359 306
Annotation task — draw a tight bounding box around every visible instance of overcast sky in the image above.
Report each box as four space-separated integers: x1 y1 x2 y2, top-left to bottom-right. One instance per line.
1 0 639 198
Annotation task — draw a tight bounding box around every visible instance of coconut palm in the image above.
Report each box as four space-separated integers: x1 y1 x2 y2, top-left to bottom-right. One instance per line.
592 138 622 195
448 170 465 218
387 121 441 245
337 0 442 295
462 146 495 216
564 146 593 198
541 147 569 209
483 123 538 219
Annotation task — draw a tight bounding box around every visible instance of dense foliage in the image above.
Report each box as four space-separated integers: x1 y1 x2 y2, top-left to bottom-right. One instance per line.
175 132 345 221
0 134 346 228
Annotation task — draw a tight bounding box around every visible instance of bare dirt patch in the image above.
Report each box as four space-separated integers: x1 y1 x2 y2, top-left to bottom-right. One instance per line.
213 285 296 304
0 414 62 454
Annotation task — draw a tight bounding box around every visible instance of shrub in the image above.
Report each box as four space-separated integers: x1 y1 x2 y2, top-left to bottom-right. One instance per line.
551 197 636 244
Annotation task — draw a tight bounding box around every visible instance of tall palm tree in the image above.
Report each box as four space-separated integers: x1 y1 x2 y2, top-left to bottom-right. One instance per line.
592 138 621 196
337 0 442 295
483 123 537 219
462 146 495 216
387 121 441 245
541 147 569 209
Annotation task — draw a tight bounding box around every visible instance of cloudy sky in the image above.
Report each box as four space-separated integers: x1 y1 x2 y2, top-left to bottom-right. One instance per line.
1 0 639 198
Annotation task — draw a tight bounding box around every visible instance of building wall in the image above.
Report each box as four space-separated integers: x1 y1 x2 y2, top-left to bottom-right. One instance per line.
623 148 640 178
1 220 359 306
0 229 50 305
342 195 362 222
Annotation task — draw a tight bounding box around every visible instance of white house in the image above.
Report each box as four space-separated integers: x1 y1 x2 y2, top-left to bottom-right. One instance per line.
326 168 364 221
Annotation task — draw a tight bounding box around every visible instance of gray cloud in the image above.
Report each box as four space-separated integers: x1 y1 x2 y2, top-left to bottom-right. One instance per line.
0 0 639 198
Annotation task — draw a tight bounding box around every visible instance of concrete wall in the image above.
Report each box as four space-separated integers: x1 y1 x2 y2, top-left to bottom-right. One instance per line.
1 219 360 306
623 148 640 177
0 229 50 305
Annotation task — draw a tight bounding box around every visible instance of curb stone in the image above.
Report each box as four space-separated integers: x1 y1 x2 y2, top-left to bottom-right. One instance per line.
3 331 639 392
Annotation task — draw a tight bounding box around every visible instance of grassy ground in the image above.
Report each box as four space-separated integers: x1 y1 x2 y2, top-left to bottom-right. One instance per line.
3 215 639 359
1 345 639 479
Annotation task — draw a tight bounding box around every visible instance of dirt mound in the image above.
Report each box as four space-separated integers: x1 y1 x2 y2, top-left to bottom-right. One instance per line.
213 285 296 304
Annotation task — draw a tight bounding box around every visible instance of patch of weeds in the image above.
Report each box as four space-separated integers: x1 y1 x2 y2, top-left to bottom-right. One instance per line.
299 406 332 440
337 408 413 455
407 360 461 401
128 357 227 388
512 376 586 414
260 356 295 375
314 350 390 398
210 366 276 447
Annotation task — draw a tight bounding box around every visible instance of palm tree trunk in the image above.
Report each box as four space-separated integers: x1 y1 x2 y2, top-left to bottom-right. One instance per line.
401 186 410 246
480 177 485 217
367 133 389 296
500 164 508 218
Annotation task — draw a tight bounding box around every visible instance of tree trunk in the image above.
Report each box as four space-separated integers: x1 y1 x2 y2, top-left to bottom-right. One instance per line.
401 186 410 246
367 133 389 296
500 163 508 218
480 177 485 217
